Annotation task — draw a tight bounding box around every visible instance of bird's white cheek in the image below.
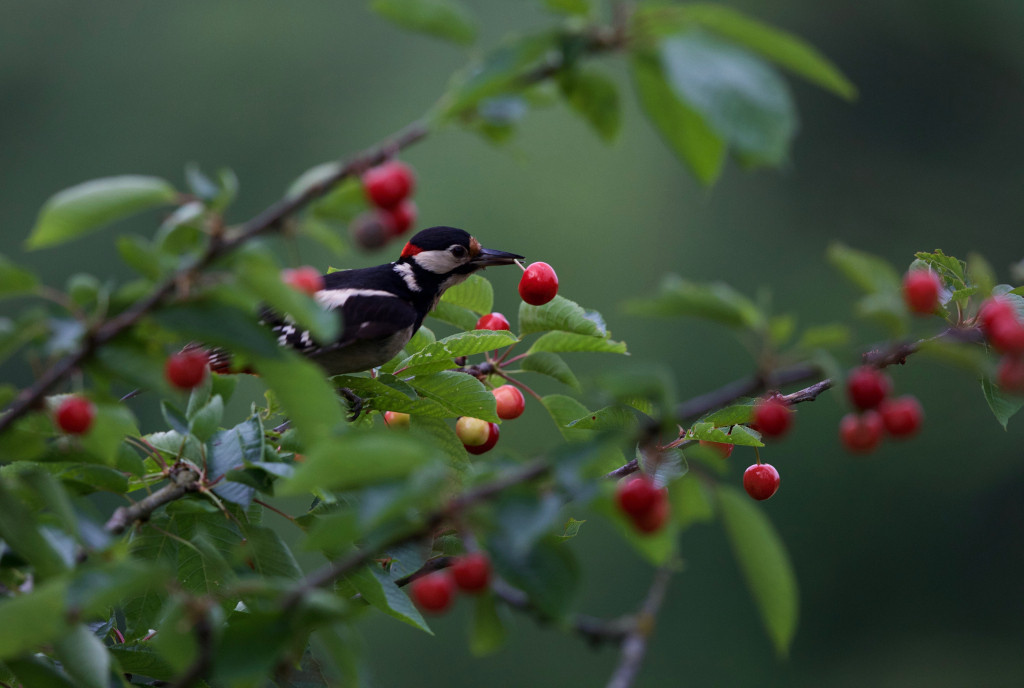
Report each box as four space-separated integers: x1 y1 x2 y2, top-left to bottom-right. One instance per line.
412 251 459 274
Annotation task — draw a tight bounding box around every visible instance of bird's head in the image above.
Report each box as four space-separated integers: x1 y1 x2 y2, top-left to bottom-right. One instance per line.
398 227 523 278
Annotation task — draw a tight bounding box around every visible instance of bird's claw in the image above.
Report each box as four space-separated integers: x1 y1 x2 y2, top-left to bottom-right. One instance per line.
340 387 365 421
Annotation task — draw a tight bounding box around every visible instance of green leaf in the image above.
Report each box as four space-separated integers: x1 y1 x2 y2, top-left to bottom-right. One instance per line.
717 484 798 656
796 323 850 350
560 68 621 142
469 592 507 655
232 246 340 344
155 298 285 359
394 330 518 376
659 32 797 165
826 243 902 295
541 394 594 442
680 4 856 99
0 253 39 298
27 175 178 249
518 352 581 390
700 401 755 427
630 50 726 185
330 374 452 418
527 331 628 355
981 377 1023 430
239 524 303 580
428 300 479 330
672 474 714 530
109 644 176 681
567 405 642 431
370 0 476 46
254 353 346 444
542 0 592 16
409 371 500 422
624 274 764 329
411 415 470 470
593 487 678 565
347 565 432 633
6 656 78 688
688 421 763 447
489 535 579 618
519 294 604 336
0 579 68 659
440 273 493 314
0 479 70 579
280 432 436 495
208 415 264 506
77 401 140 466
53 625 110 688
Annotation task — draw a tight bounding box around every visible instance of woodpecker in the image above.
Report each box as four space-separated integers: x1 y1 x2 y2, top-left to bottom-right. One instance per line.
257 226 523 376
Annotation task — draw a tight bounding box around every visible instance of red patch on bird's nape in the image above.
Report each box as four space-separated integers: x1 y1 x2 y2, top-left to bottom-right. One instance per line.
401 241 423 258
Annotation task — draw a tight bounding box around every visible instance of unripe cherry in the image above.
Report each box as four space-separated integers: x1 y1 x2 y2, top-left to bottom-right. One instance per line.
699 440 734 459
451 552 491 592
410 572 455 613
846 366 892 411
465 422 499 455
455 416 490 446
281 266 324 296
751 397 792 439
743 463 780 501
878 395 924 437
518 262 558 306
475 312 510 331
902 270 942 315
839 411 884 453
54 396 95 435
165 349 209 390
363 161 415 209
996 356 1024 394
493 385 525 420
384 411 410 428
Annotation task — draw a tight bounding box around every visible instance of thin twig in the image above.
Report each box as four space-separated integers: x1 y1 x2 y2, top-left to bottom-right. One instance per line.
104 464 201 534
605 565 674 688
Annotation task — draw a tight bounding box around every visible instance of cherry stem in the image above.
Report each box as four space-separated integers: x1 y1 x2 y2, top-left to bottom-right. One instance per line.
495 370 543 403
754 446 762 466
254 498 297 524
514 259 528 273
495 342 518 366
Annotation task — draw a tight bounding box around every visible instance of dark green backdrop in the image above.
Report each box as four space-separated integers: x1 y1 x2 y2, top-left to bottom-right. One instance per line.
2 1 1023 685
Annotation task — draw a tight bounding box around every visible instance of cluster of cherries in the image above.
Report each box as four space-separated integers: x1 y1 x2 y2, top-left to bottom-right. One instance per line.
979 296 1024 394
409 552 492 614
351 161 419 250
840 366 922 453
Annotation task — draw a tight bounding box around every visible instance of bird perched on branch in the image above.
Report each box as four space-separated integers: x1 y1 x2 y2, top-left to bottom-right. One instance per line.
210 226 523 377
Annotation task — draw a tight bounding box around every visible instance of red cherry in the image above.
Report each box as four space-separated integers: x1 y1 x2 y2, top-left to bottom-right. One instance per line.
878 395 924 437
978 297 1016 335
383 199 417 236
410 572 455 613
751 398 792 439
699 440 734 459
475 312 510 331
464 422 500 455
518 262 559 306
839 410 884 453
743 463 780 501
363 161 415 209
616 476 661 518
451 552 491 592
281 266 324 296
165 349 209 390
631 497 670 534
493 385 525 420
846 366 892 411
996 356 1024 394
987 317 1024 355
55 396 95 435
902 270 942 315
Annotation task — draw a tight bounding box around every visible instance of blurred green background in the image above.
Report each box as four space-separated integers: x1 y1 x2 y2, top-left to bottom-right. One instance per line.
3 1 1024 685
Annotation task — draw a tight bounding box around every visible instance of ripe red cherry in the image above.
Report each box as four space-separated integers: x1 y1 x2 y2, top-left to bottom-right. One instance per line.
383 199 417 236
743 463 780 501
878 395 924 437
493 385 525 420
978 297 1016 334
281 266 324 296
699 440 734 459
55 396 95 435
165 349 209 390
451 552 491 592
751 398 792 439
902 270 942 315
616 476 661 518
518 262 559 306
987 317 1024 355
997 356 1024 394
632 497 670 534
839 410 884 453
410 572 455 613
363 161 415 209
846 366 892 411
475 312 510 331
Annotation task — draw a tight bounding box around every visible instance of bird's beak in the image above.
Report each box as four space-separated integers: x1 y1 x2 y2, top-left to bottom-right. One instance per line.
471 247 524 267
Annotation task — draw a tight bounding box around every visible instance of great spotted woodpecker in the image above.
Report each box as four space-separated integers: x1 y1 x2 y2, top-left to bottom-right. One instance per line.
255 226 522 375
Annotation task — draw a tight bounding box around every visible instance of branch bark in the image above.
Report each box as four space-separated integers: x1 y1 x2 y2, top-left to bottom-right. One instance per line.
104 464 201 534
605 565 675 688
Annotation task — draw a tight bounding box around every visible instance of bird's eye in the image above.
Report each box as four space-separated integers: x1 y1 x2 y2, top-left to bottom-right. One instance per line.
450 245 467 259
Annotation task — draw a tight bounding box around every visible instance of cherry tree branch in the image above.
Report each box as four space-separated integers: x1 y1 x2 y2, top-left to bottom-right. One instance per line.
104 463 201 534
605 564 675 688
